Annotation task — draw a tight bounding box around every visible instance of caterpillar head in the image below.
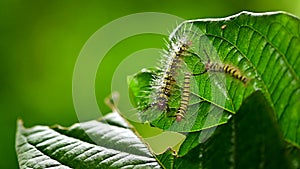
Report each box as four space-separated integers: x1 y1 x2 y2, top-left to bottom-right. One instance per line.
205 62 212 71
176 114 183 122
179 35 193 50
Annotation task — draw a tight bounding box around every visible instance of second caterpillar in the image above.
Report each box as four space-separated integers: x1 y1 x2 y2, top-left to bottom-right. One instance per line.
176 72 192 122
194 50 250 84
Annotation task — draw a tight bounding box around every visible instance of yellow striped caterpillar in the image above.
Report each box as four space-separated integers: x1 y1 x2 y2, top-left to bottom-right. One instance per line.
194 50 249 84
176 72 191 122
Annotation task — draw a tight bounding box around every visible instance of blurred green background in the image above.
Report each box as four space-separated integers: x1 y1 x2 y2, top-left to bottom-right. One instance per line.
1 0 300 168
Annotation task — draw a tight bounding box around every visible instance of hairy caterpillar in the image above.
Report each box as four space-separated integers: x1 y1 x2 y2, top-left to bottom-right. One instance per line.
194 50 249 84
176 72 191 122
151 37 189 111
141 23 200 117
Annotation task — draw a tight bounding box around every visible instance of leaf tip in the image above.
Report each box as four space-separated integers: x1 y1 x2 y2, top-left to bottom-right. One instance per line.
17 119 24 129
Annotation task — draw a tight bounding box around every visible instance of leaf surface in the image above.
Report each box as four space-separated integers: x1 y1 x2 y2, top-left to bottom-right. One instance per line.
159 91 296 169
16 112 161 169
129 12 300 147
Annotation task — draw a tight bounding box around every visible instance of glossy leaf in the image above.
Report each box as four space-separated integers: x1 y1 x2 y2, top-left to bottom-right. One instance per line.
128 12 300 147
15 112 161 169
189 11 300 148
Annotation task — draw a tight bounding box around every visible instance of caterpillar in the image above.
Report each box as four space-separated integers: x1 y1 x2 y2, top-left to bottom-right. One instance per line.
149 39 188 112
176 72 191 122
194 50 249 84
143 23 199 115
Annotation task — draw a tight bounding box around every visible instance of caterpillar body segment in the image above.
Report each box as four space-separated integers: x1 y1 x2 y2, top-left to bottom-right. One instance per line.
176 72 192 122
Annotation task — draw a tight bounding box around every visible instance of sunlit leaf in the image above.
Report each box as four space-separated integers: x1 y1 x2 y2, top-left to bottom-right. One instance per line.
128 12 300 148
15 112 161 169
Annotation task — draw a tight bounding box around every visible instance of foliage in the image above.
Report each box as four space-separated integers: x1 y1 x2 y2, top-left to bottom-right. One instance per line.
16 11 300 168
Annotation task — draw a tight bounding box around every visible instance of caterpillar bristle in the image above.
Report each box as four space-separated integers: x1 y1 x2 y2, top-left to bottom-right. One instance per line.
138 23 203 122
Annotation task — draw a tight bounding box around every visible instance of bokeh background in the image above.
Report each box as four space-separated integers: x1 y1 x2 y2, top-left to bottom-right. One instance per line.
1 0 300 168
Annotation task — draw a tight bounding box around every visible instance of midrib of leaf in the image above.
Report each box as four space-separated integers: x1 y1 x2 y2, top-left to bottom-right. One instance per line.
200 32 257 111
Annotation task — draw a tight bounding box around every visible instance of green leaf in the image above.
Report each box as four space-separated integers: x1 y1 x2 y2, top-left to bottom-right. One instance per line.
15 112 161 169
128 11 300 146
159 91 295 169
190 11 300 147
